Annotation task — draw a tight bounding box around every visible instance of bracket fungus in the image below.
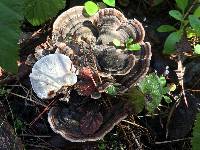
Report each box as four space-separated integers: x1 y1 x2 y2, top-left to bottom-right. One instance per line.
30 54 77 99
48 95 131 142
52 6 152 95
29 6 151 142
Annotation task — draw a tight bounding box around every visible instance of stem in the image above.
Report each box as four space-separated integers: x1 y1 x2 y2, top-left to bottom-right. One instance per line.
29 97 58 126
183 0 198 20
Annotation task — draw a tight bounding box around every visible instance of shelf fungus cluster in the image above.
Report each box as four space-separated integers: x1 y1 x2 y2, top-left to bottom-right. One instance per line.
29 6 151 142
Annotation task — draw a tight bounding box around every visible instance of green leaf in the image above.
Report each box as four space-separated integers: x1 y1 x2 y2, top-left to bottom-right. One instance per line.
24 0 66 26
126 37 133 43
127 43 141 51
186 27 198 38
161 87 169 95
157 25 176 32
194 44 200 54
192 113 200 150
139 73 167 113
189 15 200 35
103 0 115 7
175 0 188 12
163 95 172 103
159 76 166 87
14 118 24 131
98 141 106 150
194 6 200 18
113 39 121 47
105 85 117 95
125 37 141 51
169 10 183 21
126 87 145 114
84 1 99 16
163 31 182 54
0 0 23 73
125 37 133 47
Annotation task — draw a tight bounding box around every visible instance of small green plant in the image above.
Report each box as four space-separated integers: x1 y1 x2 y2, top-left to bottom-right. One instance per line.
84 0 115 16
157 0 200 54
194 44 200 54
125 38 141 51
112 38 141 51
138 73 171 113
14 118 25 132
126 87 145 114
0 86 10 96
191 113 200 150
98 140 106 150
105 84 117 95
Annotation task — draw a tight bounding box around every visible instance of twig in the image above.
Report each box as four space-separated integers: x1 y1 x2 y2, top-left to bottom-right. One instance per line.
165 95 181 138
132 132 143 150
120 120 143 149
186 89 200 92
19 134 51 138
29 97 58 126
121 119 136 126
183 0 199 20
121 119 149 132
118 124 132 146
25 144 56 150
155 137 191 144
175 54 188 107
6 84 46 107
9 92 46 107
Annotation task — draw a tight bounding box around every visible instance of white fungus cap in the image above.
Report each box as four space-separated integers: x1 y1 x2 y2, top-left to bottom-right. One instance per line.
29 54 77 99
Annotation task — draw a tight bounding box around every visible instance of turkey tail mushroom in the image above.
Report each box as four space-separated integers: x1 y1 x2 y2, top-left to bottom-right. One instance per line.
119 42 152 93
93 8 127 44
117 19 145 43
52 6 98 44
93 8 145 44
48 99 129 142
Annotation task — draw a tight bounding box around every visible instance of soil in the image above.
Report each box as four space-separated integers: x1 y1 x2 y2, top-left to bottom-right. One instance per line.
0 0 200 150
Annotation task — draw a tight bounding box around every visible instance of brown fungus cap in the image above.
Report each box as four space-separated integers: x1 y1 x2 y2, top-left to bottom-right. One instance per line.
52 6 145 44
48 96 130 142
